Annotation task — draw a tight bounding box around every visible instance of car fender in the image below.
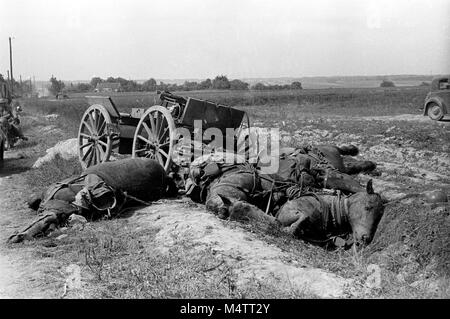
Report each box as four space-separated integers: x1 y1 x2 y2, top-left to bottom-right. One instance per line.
423 97 447 116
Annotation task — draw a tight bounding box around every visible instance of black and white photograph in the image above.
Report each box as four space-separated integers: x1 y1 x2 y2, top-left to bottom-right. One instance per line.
0 0 449 304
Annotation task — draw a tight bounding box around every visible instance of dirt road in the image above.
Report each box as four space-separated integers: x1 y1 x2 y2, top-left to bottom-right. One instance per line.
0 172 61 298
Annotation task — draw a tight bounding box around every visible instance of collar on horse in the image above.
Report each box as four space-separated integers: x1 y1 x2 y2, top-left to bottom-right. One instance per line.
329 191 349 232
298 190 349 234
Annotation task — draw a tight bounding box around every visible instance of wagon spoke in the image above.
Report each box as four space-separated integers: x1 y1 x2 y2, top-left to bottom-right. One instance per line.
89 148 97 166
137 135 152 145
158 149 169 159
154 113 161 137
157 114 167 139
82 145 93 161
97 117 106 134
93 146 99 164
142 122 153 140
158 125 169 143
88 113 97 134
97 144 106 159
80 132 91 139
156 152 164 164
95 110 104 132
87 147 94 165
98 140 108 148
147 114 157 136
82 120 94 135
134 148 148 154
79 142 92 150
96 146 102 163
158 141 170 147
84 148 94 165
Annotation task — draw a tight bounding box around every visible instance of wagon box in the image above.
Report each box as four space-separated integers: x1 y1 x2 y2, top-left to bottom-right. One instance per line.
78 92 250 171
423 75 450 121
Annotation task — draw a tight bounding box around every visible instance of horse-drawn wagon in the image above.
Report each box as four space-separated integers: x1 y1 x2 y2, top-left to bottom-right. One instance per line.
78 91 250 171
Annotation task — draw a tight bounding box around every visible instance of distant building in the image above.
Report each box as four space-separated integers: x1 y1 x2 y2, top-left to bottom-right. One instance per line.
95 82 122 92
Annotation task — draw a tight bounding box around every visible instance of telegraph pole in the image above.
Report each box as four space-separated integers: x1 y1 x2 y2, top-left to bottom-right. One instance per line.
9 36 14 95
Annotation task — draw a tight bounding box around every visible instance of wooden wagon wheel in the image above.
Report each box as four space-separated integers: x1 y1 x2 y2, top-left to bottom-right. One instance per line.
132 105 176 172
78 104 113 169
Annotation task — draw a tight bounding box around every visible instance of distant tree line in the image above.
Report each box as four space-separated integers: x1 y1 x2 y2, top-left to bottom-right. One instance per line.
59 75 303 93
252 81 303 90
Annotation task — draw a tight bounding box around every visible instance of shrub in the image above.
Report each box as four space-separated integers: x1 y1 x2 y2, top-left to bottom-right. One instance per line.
229 79 249 90
380 80 395 87
212 75 230 89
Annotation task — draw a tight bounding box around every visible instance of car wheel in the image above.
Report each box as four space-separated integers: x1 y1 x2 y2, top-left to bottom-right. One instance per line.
427 103 444 121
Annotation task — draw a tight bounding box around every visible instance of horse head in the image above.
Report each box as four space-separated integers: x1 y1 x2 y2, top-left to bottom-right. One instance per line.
346 180 384 245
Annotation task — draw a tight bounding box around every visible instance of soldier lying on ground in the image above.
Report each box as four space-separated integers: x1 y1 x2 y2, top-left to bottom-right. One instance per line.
185 144 377 203
8 158 177 243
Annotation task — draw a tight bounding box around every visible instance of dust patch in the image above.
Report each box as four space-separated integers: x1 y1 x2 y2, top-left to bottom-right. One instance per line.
33 138 78 168
130 202 353 298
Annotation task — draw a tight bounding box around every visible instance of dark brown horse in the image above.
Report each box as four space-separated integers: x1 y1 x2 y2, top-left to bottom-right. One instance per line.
8 158 171 243
279 144 377 175
269 144 377 194
205 164 384 246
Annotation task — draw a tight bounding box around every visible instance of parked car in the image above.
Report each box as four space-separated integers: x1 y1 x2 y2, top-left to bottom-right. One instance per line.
423 76 449 121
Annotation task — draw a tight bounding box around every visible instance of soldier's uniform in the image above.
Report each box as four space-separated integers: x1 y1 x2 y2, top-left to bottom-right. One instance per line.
0 81 27 143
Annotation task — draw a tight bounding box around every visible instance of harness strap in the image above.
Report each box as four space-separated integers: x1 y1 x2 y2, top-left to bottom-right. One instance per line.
42 175 87 206
329 191 350 234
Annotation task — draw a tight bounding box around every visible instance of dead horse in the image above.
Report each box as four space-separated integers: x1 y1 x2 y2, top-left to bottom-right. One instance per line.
209 174 384 246
8 158 172 243
281 144 377 175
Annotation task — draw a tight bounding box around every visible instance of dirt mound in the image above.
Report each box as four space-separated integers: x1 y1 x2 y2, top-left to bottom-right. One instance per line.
33 138 78 168
368 200 450 277
129 201 353 298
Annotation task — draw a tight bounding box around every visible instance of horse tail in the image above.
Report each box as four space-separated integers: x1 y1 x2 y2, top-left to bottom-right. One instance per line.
337 145 359 156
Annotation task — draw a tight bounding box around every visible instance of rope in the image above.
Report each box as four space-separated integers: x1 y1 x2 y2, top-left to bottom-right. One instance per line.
123 192 156 206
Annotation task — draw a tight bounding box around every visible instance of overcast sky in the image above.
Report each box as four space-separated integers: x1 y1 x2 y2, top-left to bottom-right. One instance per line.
1 0 449 81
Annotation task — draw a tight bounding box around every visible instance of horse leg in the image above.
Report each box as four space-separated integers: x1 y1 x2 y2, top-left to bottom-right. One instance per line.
228 200 279 226
344 160 377 175
282 214 308 237
335 145 377 175
336 144 359 156
206 194 231 219
319 169 365 193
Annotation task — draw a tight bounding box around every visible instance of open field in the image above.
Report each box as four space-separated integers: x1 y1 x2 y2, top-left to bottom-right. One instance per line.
1 86 449 298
